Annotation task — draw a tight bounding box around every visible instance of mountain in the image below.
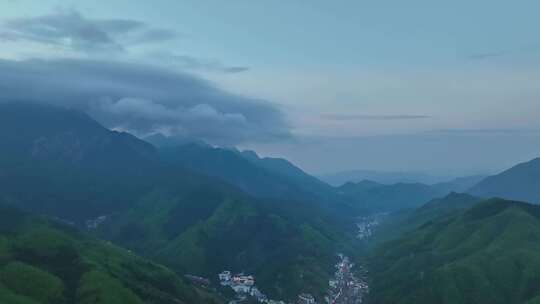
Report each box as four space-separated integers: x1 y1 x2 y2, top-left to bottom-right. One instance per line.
319 170 454 186
369 198 540 304
469 158 540 203
0 102 157 169
158 144 338 205
432 175 487 193
0 102 162 222
0 102 356 301
0 204 218 304
371 192 481 244
336 180 448 213
238 149 332 195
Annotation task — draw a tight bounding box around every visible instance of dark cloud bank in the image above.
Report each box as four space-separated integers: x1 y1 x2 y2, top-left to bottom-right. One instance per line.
0 58 289 145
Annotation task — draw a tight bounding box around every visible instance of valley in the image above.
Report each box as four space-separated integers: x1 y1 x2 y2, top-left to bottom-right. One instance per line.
327 254 368 304
0 2 538 303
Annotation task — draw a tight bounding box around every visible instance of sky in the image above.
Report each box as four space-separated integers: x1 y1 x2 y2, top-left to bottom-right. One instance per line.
1 0 539 176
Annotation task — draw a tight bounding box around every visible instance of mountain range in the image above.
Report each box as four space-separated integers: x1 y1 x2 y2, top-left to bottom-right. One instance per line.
2 102 540 303
319 169 458 186
0 102 356 301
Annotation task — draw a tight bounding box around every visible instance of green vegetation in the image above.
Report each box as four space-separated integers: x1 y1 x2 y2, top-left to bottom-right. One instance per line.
1 262 64 303
0 205 220 304
98 187 356 300
369 198 540 304
76 271 143 304
371 192 480 245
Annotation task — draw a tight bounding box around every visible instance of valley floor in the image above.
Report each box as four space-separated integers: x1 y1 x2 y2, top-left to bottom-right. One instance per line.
326 254 369 304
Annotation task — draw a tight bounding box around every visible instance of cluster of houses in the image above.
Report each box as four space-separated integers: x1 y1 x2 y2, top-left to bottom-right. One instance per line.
218 271 285 303
356 216 380 240
326 254 369 304
297 293 316 304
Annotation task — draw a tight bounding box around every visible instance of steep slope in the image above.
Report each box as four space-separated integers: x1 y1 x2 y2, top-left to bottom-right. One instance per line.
0 102 160 222
158 144 303 200
158 144 338 205
369 198 540 304
0 102 157 169
0 204 219 304
239 149 335 197
469 158 540 203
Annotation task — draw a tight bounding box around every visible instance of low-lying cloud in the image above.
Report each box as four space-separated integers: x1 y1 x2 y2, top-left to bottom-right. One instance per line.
0 58 289 145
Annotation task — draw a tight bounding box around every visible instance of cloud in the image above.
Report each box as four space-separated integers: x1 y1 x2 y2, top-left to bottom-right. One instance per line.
0 58 289 145
154 52 250 74
0 10 178 53
322 114 431 121
467 52 505 60
430 128 540 134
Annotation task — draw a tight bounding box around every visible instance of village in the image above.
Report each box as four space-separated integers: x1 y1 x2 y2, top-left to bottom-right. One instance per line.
356 213 386 240
326 254 369 304
218 270 286 304
217 254 368 304
218 271 324 304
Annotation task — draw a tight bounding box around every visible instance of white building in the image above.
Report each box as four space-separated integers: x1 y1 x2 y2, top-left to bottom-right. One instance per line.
219 271 232 281
231 284 251 294
232 275 255 286
298 293 315 304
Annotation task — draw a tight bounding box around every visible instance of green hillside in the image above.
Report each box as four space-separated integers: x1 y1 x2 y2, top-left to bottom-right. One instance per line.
0 204 220 304
369 198 540 304
96 184 355 300
371 192 481 244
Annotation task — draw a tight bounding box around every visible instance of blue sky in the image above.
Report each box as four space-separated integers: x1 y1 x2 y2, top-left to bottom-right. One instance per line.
1 0 539 175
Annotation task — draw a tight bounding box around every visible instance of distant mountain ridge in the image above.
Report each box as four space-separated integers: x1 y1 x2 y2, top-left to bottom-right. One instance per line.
468 157 540 203
336 180 449 213
319 169 456 186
